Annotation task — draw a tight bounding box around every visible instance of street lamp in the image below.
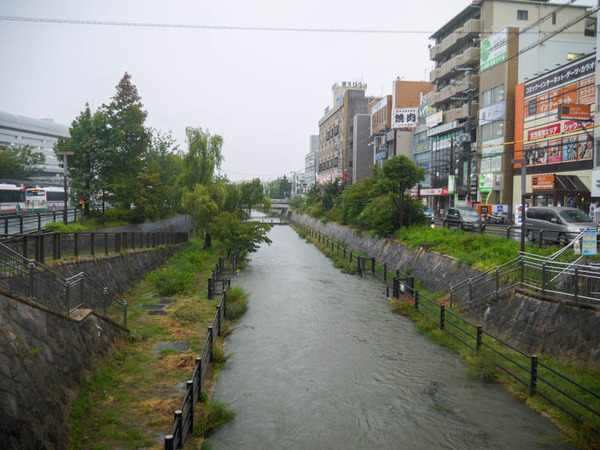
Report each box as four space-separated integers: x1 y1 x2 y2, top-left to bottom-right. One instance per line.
56 151 74 224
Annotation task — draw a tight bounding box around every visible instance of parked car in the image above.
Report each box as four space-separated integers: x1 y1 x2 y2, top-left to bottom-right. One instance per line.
423 207 435 225
525 206 597 246
443 207 485 232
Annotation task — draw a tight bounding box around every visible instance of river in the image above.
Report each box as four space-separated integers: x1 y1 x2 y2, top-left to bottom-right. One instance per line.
208 225 572 449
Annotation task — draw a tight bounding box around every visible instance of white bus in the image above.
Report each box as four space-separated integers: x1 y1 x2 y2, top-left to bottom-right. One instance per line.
25 187 70 211
0 183 26 215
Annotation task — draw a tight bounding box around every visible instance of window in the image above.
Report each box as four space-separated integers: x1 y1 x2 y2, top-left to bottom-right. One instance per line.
481 85 504 108
517 10 528 21
585 17 596 37
481 121 503 141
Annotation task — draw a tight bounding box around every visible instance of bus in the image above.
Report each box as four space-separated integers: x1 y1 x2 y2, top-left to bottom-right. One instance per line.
0 183 26 215
25 187 70 211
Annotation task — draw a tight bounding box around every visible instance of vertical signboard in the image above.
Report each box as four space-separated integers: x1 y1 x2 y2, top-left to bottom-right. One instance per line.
480 29 507 73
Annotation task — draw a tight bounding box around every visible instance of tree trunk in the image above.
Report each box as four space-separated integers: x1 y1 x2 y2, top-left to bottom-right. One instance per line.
204 230 212 249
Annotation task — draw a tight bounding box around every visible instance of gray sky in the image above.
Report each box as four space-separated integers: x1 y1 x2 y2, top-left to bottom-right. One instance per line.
0 0 593 181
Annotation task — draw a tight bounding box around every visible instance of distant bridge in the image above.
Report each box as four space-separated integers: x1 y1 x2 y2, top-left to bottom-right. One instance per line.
270 199 290 213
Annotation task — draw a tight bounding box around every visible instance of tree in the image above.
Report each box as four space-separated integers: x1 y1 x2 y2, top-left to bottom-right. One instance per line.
240 178 266 217
181 183 225 248
101 72 150 209
210 212 272 258
278 175 292 199
178 127 224 190
377 155 425 228
146 128 182 212
0 145 45 179
54 104 107 215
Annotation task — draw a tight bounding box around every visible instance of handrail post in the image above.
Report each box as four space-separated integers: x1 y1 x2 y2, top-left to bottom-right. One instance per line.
186 380 194 434
574 267 579 303
476 325 483 353
530 355 538 395
542 262 547 296
103 287 109 316
440 305 445 330
28 260 35 300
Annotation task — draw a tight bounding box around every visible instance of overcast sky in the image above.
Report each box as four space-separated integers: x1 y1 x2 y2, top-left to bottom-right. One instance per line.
0 0 594 181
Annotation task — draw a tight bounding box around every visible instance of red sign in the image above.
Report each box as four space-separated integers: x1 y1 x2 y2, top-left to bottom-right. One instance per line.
410 187 449 198
528 124 561 141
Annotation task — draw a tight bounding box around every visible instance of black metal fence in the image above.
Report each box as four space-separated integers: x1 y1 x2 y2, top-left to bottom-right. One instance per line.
208 257 236 300
0 231 188 264
0 241 127 326
292 221 600 436
164 287 229 449
0 209 79 234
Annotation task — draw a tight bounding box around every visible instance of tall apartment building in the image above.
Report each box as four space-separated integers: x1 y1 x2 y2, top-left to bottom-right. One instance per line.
304 135 319 190
428 0 595 215
317 81 371 185
0 111 69 185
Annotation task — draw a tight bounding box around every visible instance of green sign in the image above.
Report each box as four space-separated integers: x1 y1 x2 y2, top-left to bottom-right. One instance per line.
480 29 507 73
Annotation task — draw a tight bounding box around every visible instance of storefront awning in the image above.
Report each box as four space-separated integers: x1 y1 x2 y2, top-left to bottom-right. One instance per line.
532 174 589 194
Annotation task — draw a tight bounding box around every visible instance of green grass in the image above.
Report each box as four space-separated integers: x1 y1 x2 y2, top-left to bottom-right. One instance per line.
225 286 249 321
68 237 241 449
45 217 130 232
195 398 236 436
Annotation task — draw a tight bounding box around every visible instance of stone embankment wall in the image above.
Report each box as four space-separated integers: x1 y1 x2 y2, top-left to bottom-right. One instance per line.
0 246 180 449
290 213 600 364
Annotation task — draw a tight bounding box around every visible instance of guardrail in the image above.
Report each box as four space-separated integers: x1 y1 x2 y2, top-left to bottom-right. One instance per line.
0 241 127 326
0 231 188 264
164 285 230 449
292 220 600 437
1 209 79 234
450 253 600 308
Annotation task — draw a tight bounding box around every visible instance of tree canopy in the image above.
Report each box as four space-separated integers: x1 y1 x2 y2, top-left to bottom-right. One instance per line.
0 144 45 180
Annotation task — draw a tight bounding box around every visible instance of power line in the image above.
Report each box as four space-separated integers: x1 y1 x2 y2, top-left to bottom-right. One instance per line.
0 15 432 34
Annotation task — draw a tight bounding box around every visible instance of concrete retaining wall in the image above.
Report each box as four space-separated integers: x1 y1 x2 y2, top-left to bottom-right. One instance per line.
0 246 181 449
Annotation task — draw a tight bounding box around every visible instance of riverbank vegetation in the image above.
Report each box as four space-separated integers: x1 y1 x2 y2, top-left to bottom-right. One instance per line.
390 293 600 449
69 238 250 449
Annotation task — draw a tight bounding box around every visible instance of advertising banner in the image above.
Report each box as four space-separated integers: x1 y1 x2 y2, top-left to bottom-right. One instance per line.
426 111 443 128
392 108 418 129
479 102 506 125
480 29 507 73
524 55 595 98
582 230 597 256
531 174 555 190
479 173 494 193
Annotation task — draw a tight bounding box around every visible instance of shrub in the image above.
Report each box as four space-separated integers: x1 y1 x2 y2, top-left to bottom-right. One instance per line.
225 285 249 321
150 268 194 295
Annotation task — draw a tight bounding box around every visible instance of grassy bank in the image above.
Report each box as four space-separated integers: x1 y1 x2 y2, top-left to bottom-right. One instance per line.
69 238 246 449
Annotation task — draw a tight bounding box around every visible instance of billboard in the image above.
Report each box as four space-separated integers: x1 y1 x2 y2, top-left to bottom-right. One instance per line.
479 102 505 125
392 108 418 129
480 29 507 73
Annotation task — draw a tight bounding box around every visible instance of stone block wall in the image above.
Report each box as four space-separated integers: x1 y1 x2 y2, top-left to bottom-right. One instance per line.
0 246 182 449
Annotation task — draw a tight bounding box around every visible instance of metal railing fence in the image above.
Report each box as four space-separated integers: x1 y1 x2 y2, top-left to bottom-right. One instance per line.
0 241 127 326
0 231 188 264
164 286 230 449
292 220 600 436
208 257 236 300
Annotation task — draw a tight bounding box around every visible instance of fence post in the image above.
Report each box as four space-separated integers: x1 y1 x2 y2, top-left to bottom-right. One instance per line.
208 277 213 300
520 255 525 287
383 263 387 281
574 267 579 303
495 268 500 299
105 233 109 255
541 263 547 297
140 232 143 249
22 235 28 259
131 232 135 250
39 234 45 264
530 355 538 395
64 283 70 314
539 230 544 248
414 290 419 310
476 325 482 353
91 232 95 256
186 380 194 434
123 300 128 328
350 252 353 262
74 233 79 257
393 277 399 298
19 215 23 234
195 357 203 397
164 434 174 450
407 276 414 296
37 213 41 231
28 261 35 300
440 305 445 330
103 287 109 316
371 257 376 274
174 410 183 446
343 248 346 258
468 279 473 304
3 217 7 234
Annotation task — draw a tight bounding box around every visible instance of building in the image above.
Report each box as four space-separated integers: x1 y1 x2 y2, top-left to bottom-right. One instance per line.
317 81 372 185
304 135 319 190
428 0 596 216
514 52 596 211
0 111 69 185
352 114 372 184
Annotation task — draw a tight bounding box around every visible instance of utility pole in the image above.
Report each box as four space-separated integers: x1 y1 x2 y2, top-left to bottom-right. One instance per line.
56 151 74 224
465 68 473 205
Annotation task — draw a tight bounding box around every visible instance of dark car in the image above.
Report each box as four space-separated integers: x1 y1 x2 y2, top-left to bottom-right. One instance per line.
443 207 485 232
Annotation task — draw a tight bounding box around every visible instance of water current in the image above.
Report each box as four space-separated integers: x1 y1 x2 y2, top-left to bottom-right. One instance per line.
208 225 573 449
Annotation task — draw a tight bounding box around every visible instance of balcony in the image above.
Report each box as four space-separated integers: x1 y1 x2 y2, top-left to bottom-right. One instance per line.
432 19 480 61
461 46 480 66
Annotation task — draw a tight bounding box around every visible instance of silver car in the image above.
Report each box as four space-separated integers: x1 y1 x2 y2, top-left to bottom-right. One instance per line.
525 206 597 246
